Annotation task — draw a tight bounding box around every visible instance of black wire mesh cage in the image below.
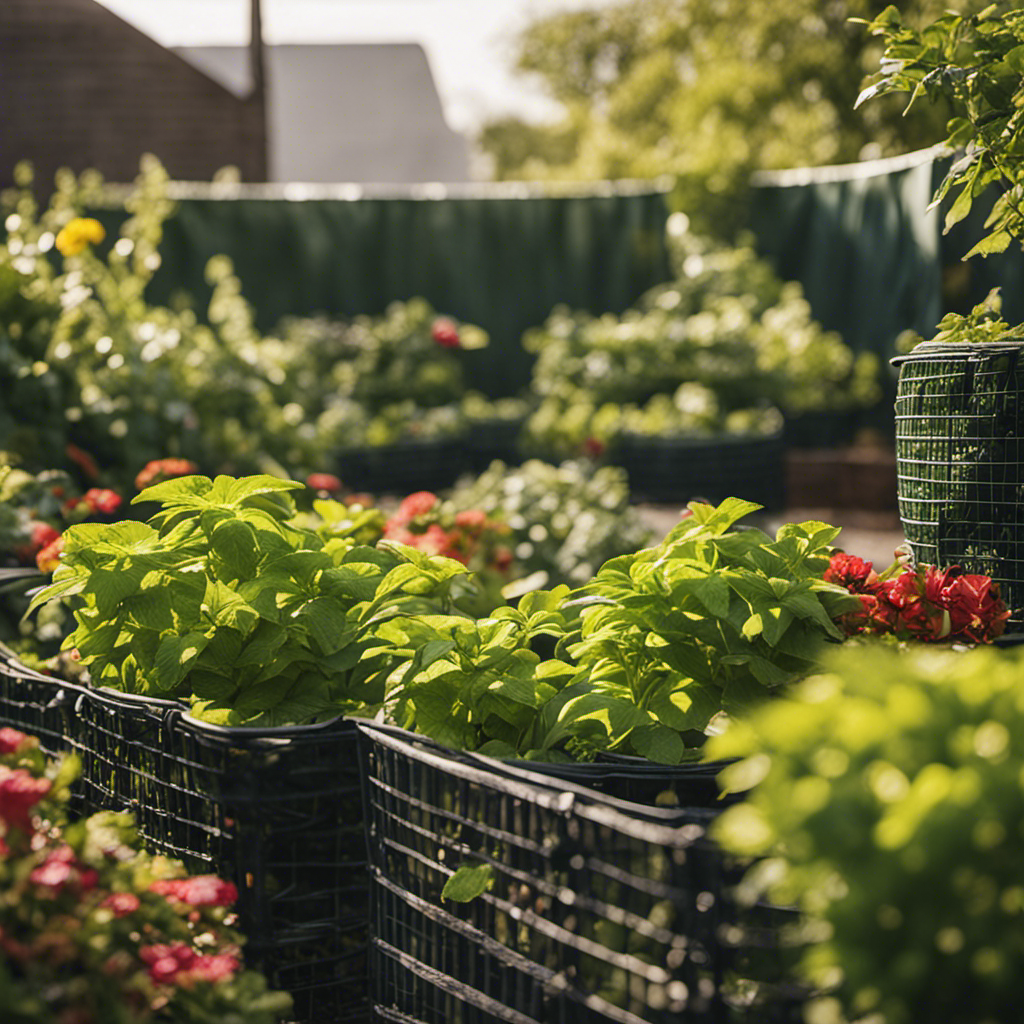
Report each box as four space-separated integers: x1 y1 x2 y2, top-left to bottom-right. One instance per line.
0 650 371 1024
336 439 468 495
892 341 1024 631
357 722 806 1024
609 433 786 509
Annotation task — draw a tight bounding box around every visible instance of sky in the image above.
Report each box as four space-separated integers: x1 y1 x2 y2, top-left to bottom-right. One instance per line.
93 0 606 134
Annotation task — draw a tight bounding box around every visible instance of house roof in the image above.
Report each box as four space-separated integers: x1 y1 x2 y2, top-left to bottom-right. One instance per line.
176 43 471 184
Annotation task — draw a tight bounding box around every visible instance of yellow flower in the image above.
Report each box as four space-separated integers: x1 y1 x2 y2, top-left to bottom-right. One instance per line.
55 217 106 257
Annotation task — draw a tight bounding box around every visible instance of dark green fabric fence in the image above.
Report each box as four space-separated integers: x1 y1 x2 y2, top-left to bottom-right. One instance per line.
747 148 944 373
748 145 1024 367
131 181 674 399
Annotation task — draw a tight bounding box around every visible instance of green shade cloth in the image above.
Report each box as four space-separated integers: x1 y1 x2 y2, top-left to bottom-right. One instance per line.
747 148 945 371
126 181 674 398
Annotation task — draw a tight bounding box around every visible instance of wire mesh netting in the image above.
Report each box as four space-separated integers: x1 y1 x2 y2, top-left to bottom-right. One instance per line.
893 341 1024 631
358 723 806 1024
0 650 371 1023
610 434 786 509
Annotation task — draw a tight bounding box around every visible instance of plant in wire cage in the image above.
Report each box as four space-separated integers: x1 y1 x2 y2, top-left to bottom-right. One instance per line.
0 725 292 1024
26 474 478 727
312 298 489 450
521 231 880 460
376 498 862 764
709 641 1024 1024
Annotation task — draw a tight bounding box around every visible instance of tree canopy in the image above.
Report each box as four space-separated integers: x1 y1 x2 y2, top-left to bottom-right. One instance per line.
479 0 983 235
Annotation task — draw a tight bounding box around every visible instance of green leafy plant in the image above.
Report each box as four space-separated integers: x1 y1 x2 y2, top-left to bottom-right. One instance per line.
26 474 471 726
709 641 1024 1024
857 2 1024 259
0 725 291 1023
378 498 859 764
558 498 861 762
521 231 880 460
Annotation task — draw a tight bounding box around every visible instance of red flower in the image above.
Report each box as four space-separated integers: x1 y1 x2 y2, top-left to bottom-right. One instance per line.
0 766 51 834
36 535 64 573
65 444 100 482
0 728 31 756
29 844 99 893
101 892 141 917
454 509 487 531
824 552 877 593
306 472 343 493
82 488 122 516
134 458 198 491
400 491 438 520
150 874 237 907
140 943 239 986
582 436 605 458
431 317 460 348
14 521 60 563
493 545 514 572
941 573 1010 643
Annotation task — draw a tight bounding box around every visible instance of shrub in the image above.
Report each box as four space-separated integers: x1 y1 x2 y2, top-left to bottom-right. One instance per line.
709 641 1024 1024
0 726 291 1023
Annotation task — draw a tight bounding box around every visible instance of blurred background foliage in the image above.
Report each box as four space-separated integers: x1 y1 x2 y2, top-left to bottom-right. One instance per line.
478 0 985 235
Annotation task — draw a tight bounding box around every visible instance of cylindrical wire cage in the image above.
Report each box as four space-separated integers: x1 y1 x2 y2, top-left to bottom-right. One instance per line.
892 340 1024 631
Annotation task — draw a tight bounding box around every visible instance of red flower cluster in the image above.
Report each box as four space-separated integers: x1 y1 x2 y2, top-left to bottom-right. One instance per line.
30 843 99 893
14 520 60 564
134 458 199 491
82 487 122 515
36 534 64 572
0 728 32 756
383 492 509 569
149 875 239 907
431 317 461 348
139 943 240 987
827 552 1010 643
306 472 343 493
0 765 52 835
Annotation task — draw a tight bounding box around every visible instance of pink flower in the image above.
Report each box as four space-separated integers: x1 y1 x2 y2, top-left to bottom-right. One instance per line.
454 509 487 531
306 472 343 493
0 767 51 834
82 488 122 516
0 728 30 756
431 317 460 348
30 844 98 893
101 892 141 917
150 874 237 907
394 491 438 524
139 943 239 986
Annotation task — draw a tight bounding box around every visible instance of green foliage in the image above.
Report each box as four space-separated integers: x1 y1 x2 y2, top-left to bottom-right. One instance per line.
447 458 655 588
381 498 857 764
857 2 1024 258
26 474 470 726
521 231 881 459
381 587 579 758
0 728 291 1023
480 0 977 235
300 298 489 449
709 641 1024 1024
562 498 859 761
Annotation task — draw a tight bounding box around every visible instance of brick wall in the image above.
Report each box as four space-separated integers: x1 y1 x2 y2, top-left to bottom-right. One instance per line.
0 0 266 190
